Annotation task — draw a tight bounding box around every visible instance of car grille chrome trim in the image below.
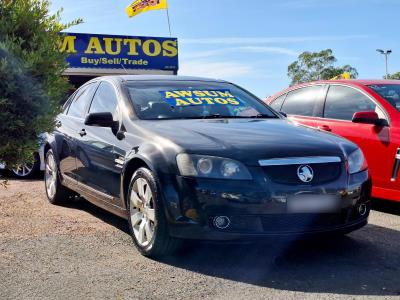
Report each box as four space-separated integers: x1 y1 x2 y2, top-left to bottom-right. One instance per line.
258 156 341 166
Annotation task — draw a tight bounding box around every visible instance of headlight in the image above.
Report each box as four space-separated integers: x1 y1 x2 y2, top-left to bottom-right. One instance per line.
176 154 252 180
347 148 368 174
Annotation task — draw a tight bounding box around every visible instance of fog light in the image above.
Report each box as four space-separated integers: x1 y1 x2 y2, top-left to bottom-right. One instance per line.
213 216 231 229
358 203 367 216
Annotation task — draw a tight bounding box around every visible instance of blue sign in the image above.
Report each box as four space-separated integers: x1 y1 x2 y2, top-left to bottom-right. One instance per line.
60 32 178 72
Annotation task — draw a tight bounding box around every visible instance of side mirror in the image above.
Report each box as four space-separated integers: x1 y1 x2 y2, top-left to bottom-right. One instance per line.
352 111 381 125
84 112 116 128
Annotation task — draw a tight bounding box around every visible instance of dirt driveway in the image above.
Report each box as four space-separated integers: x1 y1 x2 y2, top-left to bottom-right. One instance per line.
1 179 400 299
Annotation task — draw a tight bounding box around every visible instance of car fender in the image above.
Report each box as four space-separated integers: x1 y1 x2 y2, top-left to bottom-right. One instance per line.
121 142 178 220
43 132 62 166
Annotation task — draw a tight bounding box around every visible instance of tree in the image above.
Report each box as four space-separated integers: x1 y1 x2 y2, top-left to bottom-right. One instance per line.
0 0 81 167
287 49 358 85
387 72 400 80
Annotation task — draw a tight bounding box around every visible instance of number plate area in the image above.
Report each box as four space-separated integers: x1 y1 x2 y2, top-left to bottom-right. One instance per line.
287 194 340 213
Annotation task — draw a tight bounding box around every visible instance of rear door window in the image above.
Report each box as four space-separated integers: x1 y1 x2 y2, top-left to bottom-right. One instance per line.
281 86 324 117
269 94 286 111
89 81 119 121
67 83 97 118
63 91 78 114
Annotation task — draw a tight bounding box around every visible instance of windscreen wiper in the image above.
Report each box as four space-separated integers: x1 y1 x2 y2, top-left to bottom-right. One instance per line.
202 114 222 119
179 114 276 120
250 114 279 119
201 114 256 119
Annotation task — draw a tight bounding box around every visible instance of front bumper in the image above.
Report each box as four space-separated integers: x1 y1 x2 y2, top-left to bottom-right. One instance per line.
159 168 371 241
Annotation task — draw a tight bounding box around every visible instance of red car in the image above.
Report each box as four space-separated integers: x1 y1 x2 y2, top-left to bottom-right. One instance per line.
266 79 400 202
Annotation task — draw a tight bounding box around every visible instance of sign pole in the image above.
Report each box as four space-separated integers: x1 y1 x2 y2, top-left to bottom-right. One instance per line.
166 7 172 37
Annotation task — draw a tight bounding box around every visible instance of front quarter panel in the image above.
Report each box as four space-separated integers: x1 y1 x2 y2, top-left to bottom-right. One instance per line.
117 122 183 212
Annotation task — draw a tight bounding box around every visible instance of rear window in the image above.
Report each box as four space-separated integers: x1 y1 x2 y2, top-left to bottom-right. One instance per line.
281 85 323 116
368 84 400 111
125 81 277 120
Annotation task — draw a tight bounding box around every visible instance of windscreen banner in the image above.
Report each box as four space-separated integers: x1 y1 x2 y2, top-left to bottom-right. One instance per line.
60 32 178 72
160 90 245 107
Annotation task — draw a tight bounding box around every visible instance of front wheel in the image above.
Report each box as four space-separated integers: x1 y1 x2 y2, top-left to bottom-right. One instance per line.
44 149 74 205
127 167 181 257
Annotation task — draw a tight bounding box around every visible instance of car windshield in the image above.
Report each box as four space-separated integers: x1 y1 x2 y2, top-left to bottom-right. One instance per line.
368 84 400 111
125 80 278 120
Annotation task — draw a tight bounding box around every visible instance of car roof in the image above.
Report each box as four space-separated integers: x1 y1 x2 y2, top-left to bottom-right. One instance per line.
267 79 400 101
89 75 229 84
311 79 400 86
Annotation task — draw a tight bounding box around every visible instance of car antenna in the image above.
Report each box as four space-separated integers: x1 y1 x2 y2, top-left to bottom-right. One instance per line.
120 64 129 75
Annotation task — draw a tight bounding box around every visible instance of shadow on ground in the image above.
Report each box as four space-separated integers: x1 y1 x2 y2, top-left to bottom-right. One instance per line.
63 197 130 234
372 198 400 216
63 195 400 297
4 177 400 296
160 225 400 296
0 170 43 181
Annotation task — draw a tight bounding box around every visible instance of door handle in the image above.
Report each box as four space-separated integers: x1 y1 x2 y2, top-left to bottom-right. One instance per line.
318 125 332 132
79 129 87 137
391 148 400 181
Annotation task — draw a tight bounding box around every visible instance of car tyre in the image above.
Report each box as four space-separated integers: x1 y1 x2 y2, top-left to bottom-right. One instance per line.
44 149 74 205
127 167 182 257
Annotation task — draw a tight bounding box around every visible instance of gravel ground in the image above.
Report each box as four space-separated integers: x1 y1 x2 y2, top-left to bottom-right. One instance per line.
0 178 400 300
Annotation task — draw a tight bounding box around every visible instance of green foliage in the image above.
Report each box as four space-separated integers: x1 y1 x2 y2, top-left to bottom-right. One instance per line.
0 0 82 166
387 72 400 80
287 49 358 85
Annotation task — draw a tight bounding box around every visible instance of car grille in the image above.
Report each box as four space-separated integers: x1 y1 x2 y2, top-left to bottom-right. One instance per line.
262 162 342 185
210 207 367 234
260 213 344 232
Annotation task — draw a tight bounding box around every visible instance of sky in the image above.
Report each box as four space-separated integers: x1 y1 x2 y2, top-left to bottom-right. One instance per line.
51 0 400 98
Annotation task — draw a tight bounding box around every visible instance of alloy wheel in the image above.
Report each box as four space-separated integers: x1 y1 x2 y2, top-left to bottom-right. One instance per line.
129 177 156 247
12 162 34 177
45 152 57 199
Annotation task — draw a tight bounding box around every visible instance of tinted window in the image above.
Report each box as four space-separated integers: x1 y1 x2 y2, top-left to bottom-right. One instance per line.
324 85 378 120
281 86 323 116
126 81 277 120
89 82 119 120
67 83 97 118
269 94 286 111
63 91 78 114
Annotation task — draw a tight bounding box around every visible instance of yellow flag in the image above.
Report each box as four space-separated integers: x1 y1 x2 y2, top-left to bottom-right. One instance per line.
126 0 168 18
341 72 351 80
330 72 351 80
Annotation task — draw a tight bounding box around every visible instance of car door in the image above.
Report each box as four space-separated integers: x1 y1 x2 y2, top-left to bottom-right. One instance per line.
318 84 390 190
75 80 123 206
280 85 326 128
56 82 98 184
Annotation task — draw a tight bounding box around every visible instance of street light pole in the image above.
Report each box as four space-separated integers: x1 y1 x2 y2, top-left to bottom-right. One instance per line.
376 49 392 79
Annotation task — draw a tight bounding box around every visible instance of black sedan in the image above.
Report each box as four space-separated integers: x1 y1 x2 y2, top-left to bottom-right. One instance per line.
44 75 371 257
